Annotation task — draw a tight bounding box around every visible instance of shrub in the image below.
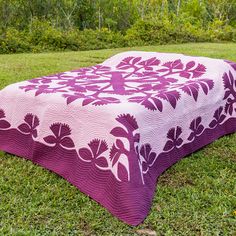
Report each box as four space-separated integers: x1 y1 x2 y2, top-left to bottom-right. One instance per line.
125 17 212 46
77 28 126 50
207 19 235 42
0 28 30 53
28 19 66 52
0 18 235 54
125 19 173 46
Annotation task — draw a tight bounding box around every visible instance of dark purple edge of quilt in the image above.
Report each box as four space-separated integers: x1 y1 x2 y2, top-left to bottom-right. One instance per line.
0 116 236 226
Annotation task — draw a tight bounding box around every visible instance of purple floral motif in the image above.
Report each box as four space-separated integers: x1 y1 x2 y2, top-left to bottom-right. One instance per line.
64 93 120 106
117 57 142 70
78 139 108 168
225 60 236 71
18 114 39 138
129 89 180 111
20 84 67 96
71 65 111 77
0 109 11 129
179 79 214 101
223 71 236 115
76 113 157 184
209 107 226 128
113 114 139 134
110 114 140 182
30 78 53 84
83 65 111 73
160 59 184 72
190 63 207 78
138 57 160 70
163 126 183 152
157 90 181 109
158 60 206 78
128 95 164 111
44 123 75 149
138 144 157 174
188 117 204 141
19 56 213 112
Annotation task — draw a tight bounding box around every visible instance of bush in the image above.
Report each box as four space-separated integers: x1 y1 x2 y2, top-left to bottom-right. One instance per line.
0 19 127 53
27 19 66 52
0 28 31 53
125 19 173 46
125 17 212 46
0 18 235 54
77 28 126 50
207 19 236 42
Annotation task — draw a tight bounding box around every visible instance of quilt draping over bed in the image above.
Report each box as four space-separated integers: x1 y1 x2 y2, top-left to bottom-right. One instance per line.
0 51 236 225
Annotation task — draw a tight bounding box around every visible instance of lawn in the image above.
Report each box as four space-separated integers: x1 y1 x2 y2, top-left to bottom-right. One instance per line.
0 43 236 236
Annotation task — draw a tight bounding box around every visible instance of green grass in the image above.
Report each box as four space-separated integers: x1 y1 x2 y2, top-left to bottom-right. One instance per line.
0 43 236 236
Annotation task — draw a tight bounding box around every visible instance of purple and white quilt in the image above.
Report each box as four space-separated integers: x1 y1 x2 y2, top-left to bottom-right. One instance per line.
0 51 236 225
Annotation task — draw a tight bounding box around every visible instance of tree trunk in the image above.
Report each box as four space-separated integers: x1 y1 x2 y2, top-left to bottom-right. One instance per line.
177 0 181 16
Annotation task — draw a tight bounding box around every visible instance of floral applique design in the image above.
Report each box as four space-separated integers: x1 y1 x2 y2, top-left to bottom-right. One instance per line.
20 57 214 111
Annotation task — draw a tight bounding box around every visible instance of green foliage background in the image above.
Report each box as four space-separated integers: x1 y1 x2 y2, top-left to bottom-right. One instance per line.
0 0 236 53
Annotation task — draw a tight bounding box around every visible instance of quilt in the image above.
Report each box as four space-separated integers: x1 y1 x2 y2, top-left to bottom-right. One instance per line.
0 51 236 225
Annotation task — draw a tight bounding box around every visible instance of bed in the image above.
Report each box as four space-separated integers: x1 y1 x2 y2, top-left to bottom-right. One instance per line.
0 51 236 225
